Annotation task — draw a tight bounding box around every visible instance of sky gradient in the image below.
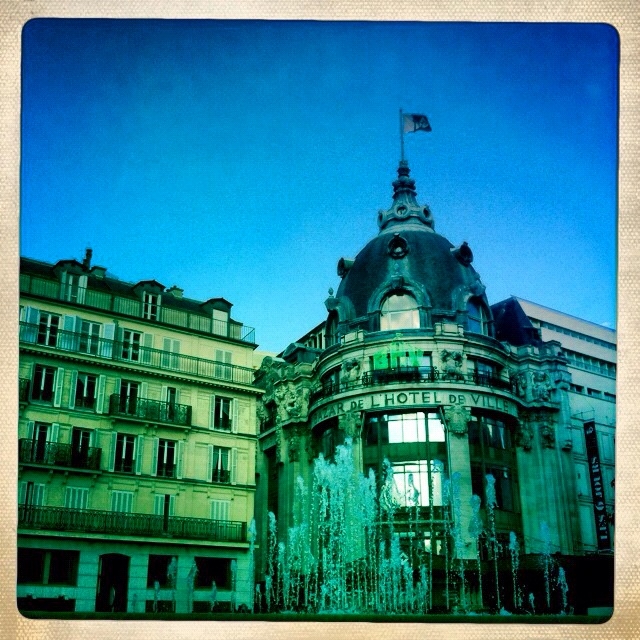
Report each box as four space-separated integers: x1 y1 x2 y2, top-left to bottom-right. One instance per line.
21 20 619 353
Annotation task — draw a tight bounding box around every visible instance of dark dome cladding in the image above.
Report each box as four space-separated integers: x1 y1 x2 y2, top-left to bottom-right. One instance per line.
332 161 489 327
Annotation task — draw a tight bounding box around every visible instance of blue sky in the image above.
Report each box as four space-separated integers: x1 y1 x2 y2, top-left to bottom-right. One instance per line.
21 20 618 353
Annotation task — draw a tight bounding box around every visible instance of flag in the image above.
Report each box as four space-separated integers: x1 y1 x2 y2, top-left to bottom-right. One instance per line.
403 113 432 133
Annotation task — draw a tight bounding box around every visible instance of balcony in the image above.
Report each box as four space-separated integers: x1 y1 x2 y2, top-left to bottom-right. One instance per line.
18 439 102 471
18 505 247 543
20 273 256 344
108 394 192 427
19 322 256 387
310 366 516 404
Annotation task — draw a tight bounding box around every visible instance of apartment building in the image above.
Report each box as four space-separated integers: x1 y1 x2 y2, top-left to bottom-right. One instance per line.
18 251 259 614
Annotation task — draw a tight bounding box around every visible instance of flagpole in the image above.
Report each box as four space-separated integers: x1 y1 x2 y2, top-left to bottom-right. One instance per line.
399 108 405 162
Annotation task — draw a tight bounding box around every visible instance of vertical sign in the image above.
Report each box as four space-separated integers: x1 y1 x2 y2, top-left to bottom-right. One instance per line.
583 420 612 550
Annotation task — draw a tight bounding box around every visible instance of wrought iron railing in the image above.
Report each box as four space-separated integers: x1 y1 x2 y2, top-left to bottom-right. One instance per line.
19 322 255 386
18 505 247 542
310 366 516 405
18 439 102 471
211 469 231 484
108 394 192 426
20 273 256 344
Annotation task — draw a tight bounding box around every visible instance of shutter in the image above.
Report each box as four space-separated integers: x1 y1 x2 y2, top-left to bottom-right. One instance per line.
125 492 133 513
89 430 95 447
231 399 239 434
53 368 65 407
142 333 154 364
161 385 168 403
61 315 77 350
151 437 159 476
78 274 88 303
209 395 216 429
162 338 171 368
96 375 106 414
140 382 148 400
208 444 214 482
109 432 117 472
154 494 165 515
169 494 176 516
114 378 121 396
50 423 60 443
26 421 35 441
135 435 144 475
68 370 78 409
230 447 238 485
100 323 116 358
211 500 230 521
33 484 45 506
22 307 40 343
111 491 118 511
59 270 67 299
176 440 184 479
18 482 27 505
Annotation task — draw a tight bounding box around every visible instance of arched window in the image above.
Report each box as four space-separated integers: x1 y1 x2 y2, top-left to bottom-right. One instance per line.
380 293 420 331
325 313 338 347
466 298 488 335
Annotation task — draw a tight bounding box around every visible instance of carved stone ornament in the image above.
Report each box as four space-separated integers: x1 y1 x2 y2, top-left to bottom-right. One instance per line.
532 371 553 402
515 418 534 451
341 358 362 386
539 420 556 449
285 426 306 463
339 411 363 440
440 349 465 381
443 404 470 437
515 372 528 399
274 381 310 423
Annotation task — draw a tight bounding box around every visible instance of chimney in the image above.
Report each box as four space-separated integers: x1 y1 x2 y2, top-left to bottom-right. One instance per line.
83 247 93 270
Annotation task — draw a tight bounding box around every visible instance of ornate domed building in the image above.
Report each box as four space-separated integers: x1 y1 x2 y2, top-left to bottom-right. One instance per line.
254 161 614 615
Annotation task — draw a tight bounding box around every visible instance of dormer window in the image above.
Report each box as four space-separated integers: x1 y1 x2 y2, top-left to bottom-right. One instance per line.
380 293 419 331
142 292 160 320
60 271 87 304
212 308 229 336
466 298 488 335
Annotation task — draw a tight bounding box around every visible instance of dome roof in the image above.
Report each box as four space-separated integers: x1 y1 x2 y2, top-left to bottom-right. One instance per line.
327 161 490 332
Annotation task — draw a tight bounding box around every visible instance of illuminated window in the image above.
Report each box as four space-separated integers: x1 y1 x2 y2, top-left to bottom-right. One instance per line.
380 294 419 330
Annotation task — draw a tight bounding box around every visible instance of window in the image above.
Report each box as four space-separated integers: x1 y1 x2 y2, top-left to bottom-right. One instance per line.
147 555 177 588
64 486 89 510
111 490 133 512
380 293 420 331
156 440 176 478
61 273 86 303
468 416 510 449
194 557 231 589
71 427 92 468
325 313 338 347
214 349 232 380
367 412 445 445
164 386 178 420
75 373 97 409
469 358 496 383
19 481 46 506
392 459 446 507
161 338 180 369
119 380 139 414
114 434 136 473
210 446 231 483
79 321 101 355
121 330 142 361
471 465 515 511
18 549 79 586
37 313 60 347
28 422 52 463
466 298 488 335
142 292 160 320
31 364 56 402
211 396 231 431
210 499 230 522
212 308 229 336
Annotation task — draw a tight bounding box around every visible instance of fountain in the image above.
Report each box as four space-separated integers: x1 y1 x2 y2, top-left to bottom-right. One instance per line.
254 438 570 618
540 521 552 611
557 566 569 614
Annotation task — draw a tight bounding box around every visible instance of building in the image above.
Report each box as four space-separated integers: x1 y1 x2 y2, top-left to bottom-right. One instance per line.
253 161 615 614
18 251 260 614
